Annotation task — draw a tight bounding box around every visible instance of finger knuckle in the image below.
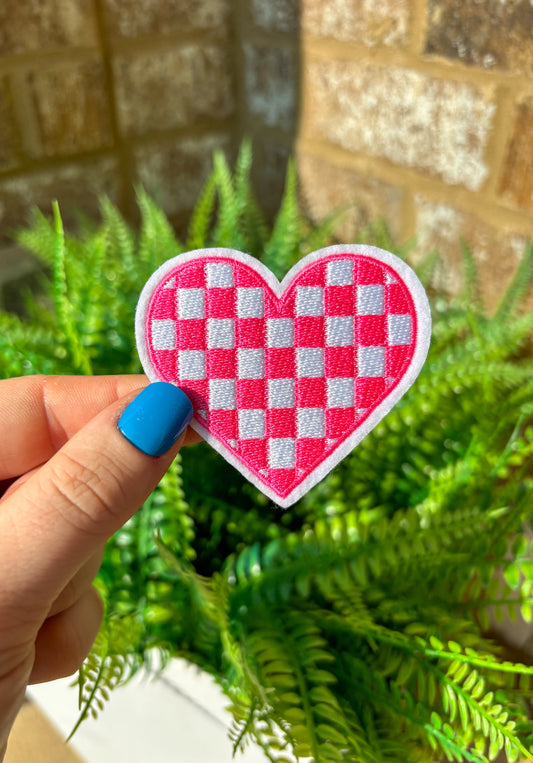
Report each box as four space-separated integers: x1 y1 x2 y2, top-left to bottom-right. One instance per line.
45 451 128 535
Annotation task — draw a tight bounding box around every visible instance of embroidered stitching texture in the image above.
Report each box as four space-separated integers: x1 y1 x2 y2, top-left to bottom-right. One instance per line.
145 253 417 500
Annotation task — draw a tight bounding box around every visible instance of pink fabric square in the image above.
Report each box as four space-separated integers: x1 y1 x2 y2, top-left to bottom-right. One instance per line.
296 378 326 408
356 378 386 408
295 316 324 348
176 263 205 288
151 350 176 381
358 315 386 346
387 345 412 377
151 288 176 319
237 379 266 409
325 347 356 378
326 408 356 439
209 409 237 439
206 288 236 318
207 349 236 378
177 319 206 350
358 260 385 285
325 285 355 316
240 439 267 469
236 318 264 348
295 263 325 286
267 408 296 438
269 469 297 494
266 348 296 378
296 439 326 468
234 266 261 287
387 284 413 314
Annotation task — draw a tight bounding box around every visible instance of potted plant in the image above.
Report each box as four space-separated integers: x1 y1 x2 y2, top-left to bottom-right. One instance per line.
1 144 532 762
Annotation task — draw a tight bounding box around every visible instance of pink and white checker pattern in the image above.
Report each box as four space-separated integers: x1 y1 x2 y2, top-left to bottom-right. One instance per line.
136 246 431 507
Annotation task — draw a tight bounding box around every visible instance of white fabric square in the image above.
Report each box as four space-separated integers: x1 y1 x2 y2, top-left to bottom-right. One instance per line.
177 288 205 319
151 319 176 350
327 378 354 408
358 346 385 377
268 379 295 408
385 273 397 285
179 350 205 379
326 316 353 347
296 286 324 316
237 287 263 318
388 314 412 345
357 285 384 315
163 277 175 289
268 438 295 469
238 348 264 379
207 318 234 349
297 348 324 378
267 318 294 348
206 262 234 287
297 408 325 438
209 379 236 409
239 409 265 440
327 259 353 285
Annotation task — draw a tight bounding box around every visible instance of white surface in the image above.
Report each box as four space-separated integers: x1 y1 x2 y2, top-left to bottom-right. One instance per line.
29 659 267 763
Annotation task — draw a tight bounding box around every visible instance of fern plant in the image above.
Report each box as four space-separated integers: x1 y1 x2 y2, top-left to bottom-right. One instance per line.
1 141 533 762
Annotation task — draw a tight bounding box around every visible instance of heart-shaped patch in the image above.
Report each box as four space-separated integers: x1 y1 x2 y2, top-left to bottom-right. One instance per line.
136 245 431 507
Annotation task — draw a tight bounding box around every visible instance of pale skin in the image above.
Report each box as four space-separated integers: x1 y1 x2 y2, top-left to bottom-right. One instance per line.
0 375 199 760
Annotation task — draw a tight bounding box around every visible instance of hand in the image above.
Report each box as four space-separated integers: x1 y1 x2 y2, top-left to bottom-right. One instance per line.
0 375 195 759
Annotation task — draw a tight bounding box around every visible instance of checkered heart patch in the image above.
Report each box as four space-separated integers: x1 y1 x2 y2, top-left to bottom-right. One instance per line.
136 245 431 507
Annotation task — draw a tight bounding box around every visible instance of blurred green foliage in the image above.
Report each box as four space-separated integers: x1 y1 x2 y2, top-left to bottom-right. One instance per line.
1 142 533 762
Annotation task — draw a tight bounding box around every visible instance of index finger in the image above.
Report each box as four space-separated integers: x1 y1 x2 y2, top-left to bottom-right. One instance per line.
0 375 148 479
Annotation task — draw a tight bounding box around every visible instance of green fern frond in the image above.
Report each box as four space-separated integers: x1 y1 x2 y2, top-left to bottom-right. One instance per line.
158 456 196 560
243 612 376 762
68 614 144 739
301 204 349 255
263 159 301 278
460 240 483 312
100 196 135 267
495 239 533 321
15 207 58 266
51 201 92 374
0 311 68 375
211 150 245 250
413 250 441 289
234 139 253 215
225 505 508 619
137 186 182 270
186 174 217 250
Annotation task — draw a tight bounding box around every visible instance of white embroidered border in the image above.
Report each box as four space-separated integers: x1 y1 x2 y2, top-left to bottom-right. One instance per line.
135 245 432 509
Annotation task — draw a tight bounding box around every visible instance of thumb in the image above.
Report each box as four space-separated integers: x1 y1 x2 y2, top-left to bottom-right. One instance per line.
0 382 193 615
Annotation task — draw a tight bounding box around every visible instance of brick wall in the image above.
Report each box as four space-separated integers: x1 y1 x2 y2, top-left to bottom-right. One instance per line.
295 0 533 306
1 0 533 309
0 0 238 302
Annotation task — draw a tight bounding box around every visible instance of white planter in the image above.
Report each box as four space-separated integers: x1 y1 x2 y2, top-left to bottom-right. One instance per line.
30 659 267 763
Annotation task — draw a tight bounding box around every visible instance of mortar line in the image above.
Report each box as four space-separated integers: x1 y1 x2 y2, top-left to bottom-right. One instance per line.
408 0 429 56
4 69 43 162
301 36 533 93
92 0 134 217
481 85 518 202
297 136 533 234
230 0 249 150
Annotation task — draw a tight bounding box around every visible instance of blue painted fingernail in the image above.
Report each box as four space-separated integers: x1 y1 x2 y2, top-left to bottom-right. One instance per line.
118 382 193 457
